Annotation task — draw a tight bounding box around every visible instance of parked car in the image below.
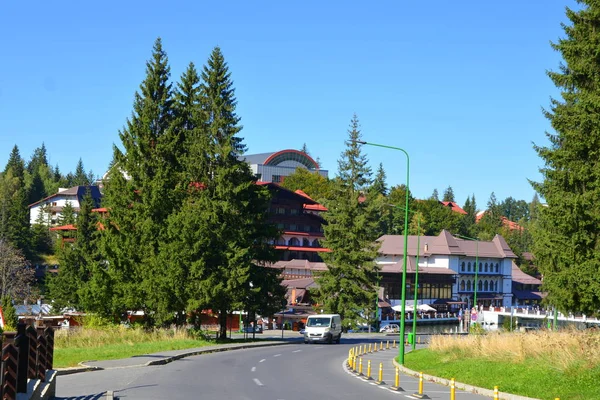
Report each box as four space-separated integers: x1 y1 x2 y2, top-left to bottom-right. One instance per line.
379 324 399 333
242 325 263 333
349 326 375 333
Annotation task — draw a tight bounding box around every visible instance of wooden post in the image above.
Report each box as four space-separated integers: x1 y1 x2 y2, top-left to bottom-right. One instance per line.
16 323 28 394
44 326 54 371
2 343 18 400
26 325 38 380
36 328 47 381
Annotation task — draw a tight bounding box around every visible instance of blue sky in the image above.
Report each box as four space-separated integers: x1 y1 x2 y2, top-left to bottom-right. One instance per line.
0 1 576 208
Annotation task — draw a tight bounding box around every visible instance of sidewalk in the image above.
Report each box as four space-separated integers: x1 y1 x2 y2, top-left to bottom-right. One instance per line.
56 340 295 375
346 340 540 400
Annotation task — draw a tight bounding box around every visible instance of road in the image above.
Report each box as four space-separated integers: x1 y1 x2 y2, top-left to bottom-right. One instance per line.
55 335 490 400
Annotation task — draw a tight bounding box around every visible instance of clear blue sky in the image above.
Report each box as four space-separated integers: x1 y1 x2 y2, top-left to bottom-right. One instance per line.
0 1 576 208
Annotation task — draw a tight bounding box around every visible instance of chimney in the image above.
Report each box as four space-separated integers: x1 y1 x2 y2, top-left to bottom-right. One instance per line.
424 243 429 253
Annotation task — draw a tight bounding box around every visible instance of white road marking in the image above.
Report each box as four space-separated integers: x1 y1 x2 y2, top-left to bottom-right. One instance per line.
253 378 264 386
251 366 256 372
273 353 282 357
292 349 302 353
259 358 266 363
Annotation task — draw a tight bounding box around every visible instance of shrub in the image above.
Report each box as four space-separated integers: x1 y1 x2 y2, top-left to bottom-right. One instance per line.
1 296 18 331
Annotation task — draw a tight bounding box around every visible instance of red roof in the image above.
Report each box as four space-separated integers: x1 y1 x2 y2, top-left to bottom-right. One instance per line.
476 212 523 231
440 201 467 215
49 224 77 231
304 204 328 212
92 207 108 213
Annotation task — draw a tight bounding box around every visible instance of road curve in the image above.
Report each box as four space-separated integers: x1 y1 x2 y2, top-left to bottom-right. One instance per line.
56 340 407 400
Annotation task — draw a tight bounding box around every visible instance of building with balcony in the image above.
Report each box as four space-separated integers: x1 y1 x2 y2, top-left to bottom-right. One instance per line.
240 149 328 183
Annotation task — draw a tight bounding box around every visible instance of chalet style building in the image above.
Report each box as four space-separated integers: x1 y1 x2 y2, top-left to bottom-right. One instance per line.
376 231 517 309
28 185 102 226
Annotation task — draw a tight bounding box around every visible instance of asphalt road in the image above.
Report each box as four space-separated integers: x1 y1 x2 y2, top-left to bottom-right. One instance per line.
55 336 490 400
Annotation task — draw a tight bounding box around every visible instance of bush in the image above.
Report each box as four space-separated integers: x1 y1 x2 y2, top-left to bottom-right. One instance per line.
1 296 18 331
469 323 486 335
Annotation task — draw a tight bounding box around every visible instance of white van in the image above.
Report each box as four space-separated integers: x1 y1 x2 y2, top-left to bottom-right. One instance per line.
304 314 342 344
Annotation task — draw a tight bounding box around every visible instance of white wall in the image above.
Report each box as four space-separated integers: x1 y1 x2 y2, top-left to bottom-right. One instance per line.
29 196 79 225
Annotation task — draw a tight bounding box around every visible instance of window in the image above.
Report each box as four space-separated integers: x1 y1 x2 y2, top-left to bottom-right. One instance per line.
495 263 499 273
460 280 466 291
461 262 465 272
276 207 286 215
276 238 286 245
467 281 471 291
289 237 300 246
289 224 297 231
277 223 284 229
478 281 483 291
272 175 282 183
467 262 471 272
303 238 310 247
479 262 482 272
485 263 488 272
312 239 320 248
255 173 262 181
484 280 489 291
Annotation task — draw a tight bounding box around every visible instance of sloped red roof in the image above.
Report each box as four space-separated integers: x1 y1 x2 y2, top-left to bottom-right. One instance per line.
440 201 467 215
294 190 328 211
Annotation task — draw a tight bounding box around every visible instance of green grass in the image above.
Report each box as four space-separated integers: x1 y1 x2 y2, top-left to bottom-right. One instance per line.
54 338 210 368
404 348 600 400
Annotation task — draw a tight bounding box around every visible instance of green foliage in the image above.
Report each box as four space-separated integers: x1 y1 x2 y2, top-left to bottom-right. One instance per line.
442 186 455 202
317 115 380 326
58 202 76 226
280 167 333 203
531 2 600 315
469 323 486 335
371 163 388 196
414 198 463 236
1 296 17 330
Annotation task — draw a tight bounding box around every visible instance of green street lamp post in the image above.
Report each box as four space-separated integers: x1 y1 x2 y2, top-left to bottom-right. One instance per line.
357 140 410 365
386 203 421 351
454 233 479 323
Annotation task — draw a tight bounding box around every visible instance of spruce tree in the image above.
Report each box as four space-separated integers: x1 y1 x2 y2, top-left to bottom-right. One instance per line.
371 163 388 196
1 296 17 331
532 1 600 314
101 37 177 320
58 202 77 226
317 115 380 327
430 188 439 201
300 143 310 155
442 186 455 202
72 159 92 186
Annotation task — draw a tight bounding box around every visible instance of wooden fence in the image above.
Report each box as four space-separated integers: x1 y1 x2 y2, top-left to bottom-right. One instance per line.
0 322 54 400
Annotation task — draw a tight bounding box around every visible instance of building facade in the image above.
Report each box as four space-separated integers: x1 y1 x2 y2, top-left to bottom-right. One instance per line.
241 149 328 183
376 230 517 309
28 186 102 226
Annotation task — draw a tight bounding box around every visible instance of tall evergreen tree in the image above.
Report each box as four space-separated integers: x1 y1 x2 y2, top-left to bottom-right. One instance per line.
58 202 77 226
4 146 24 176
531 1 600 315
101 37 177 320
300 143 310 155
317 115 380 327
371 163 388 196
430 188 439 201
442 186 455 202
26 143 48 175
0 147 30 256
72 159 93 186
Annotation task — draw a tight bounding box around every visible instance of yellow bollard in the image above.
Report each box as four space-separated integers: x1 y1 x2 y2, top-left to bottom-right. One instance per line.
374 342 378 352
390 366 402 391
418 335 421 344
450 378 456 400
494 386 499 400
368 343 372 353
363 360 372 380
393 339 396 348
386 340 390 349
380 341 383 351
413 372 425 398
376 362 384 384
353 356 357 371
358 358 363 375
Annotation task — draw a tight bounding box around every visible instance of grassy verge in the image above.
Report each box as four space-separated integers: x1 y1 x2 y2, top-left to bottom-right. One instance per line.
403 329 600 400
54 326 261 368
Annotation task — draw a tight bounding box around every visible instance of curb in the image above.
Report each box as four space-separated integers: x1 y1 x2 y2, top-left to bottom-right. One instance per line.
392 359 540 400
55 340 295 375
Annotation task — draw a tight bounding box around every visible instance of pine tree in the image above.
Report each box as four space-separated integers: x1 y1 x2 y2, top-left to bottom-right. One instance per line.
101 37 177 320
371 163 388 196
430 189 439 201
179 46 283 337
478 192 504 240
442 186 455 202
531 1 600 314
4 146 24 177
0 148 30 256
58 202 77 226
300 143 310 155
317 115 380 327
72 159 92 186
